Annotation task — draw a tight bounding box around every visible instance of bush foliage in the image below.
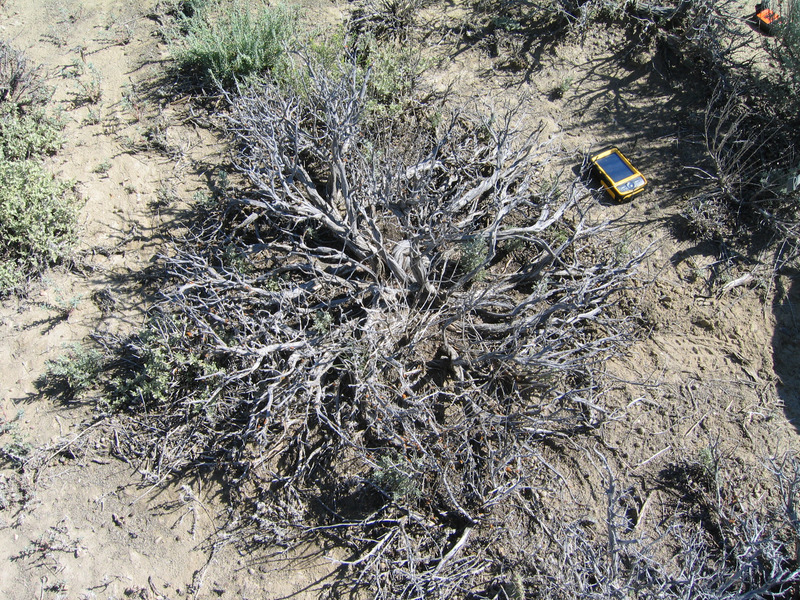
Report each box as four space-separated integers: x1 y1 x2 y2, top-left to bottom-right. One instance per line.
0 159 76 292
0 103 63 160
42 344 104 400
170 0 298 87
0 44 76 294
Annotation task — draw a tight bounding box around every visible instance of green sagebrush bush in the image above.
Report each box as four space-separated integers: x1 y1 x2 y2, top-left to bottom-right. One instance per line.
0 41 75 294
171 0 298 87
0 103 63 160
0 158 77 292
278 28 423 122
42 344 104 399
111 315 223 414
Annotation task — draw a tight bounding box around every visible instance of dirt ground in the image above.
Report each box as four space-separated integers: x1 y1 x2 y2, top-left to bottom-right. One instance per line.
0 0 799 598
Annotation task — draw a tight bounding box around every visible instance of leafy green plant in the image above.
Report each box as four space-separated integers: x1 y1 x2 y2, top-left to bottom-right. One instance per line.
64 58 85 79
550 75 573 99
459 236 489 279
274 26 422 122
92 159 112 175
153 182 178 208
359 34 423 117
83 107 101 125
38 288 83 320
0 411 32 469
171 0 298 87
74 62 102 105
42 344 104 399
501 572 526 600
310 309 333 334
0 159 77 293
111 316 223 412
113 329 173 409
0 46 75 295
215 168 230 195
222 243 253 273
372 452 422 501
0 103 62 160
766 1 800 95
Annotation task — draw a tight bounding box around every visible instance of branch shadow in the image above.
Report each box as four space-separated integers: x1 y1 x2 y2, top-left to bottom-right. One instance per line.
773 275 800 433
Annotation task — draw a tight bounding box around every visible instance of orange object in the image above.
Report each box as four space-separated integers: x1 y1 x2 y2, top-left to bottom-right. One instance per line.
755 5 782 32
757 8 780 23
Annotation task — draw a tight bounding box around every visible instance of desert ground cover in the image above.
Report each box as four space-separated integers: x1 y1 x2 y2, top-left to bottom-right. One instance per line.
0 0 799 598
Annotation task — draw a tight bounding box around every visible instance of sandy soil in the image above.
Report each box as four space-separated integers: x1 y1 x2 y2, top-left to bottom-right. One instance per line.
0 0 798 598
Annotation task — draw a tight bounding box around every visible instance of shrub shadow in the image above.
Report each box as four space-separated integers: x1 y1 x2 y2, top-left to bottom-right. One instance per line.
773 274 800 432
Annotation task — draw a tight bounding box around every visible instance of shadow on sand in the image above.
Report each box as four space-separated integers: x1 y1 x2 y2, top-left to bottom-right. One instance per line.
773 275 800 431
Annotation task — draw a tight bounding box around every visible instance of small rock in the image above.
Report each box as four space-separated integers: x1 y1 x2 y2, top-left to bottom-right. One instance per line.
692 316 714 331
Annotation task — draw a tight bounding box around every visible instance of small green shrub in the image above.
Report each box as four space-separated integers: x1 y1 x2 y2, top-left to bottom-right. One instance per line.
359 34 422 117
93 159 112 175
0 44 74 294
0 262 20 291
0 411 32 468
0 41 48 108
111 317 222 412
766 2 800 95
275 27 422 122
372 452 422 501
550 76 573 99
38 290 82 320
0 159 77 293
114 341 172 408
171 0 298 87
74 62 102 105
0 103 63 160
42 344 104 399
459 236 489 279
222 243 253 273
311 309 333 334
501 572 526 600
